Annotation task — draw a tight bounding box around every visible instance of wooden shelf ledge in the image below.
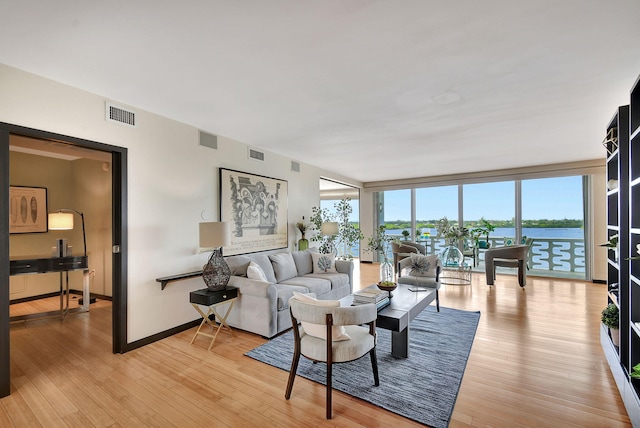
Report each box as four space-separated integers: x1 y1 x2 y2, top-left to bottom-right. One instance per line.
156 271 203 290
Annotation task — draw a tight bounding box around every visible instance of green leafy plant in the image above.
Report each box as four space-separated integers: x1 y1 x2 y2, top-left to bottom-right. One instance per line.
401 229 410 240
601 303 619 329
470 218 495 244
333 198 364 260
600 234 619 249
365 224 396 262
631 364 640 379
309 206 334 254
309 198 363 260
436 217 469 243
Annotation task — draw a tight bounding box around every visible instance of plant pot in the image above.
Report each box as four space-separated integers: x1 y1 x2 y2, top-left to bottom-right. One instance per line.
610 327 620 347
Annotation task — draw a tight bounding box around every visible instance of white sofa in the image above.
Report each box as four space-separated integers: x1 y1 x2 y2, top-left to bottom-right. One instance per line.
224 247 353 338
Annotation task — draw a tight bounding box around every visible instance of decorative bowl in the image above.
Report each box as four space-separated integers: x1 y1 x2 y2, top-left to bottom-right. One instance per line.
377 281 397 292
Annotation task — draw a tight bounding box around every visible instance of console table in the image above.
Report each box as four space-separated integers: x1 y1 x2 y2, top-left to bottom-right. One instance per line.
10 255 90 321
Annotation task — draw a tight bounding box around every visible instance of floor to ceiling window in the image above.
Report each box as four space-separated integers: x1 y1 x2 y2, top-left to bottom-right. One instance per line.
521 176 585 278
415 186 459 254
463 181 516 244
376 175 587 280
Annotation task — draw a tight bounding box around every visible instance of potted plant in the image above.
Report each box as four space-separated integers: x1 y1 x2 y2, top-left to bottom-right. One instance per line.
435 217 469 266
470 219 495 249
365 224 396 282
401 229 410 241
601 303 620 347
295 217 310 250
600 234 619 262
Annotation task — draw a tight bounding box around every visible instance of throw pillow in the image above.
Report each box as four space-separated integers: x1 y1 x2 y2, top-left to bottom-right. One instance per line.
292 292 351 341
269 252 298 282
504 237 515 246
521 235 528 245
405 253 439 277
291 248 316 276
311 253 337 274
246 261 267 282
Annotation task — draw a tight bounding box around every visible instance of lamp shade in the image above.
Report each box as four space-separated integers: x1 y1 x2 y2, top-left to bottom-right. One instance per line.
199 222 231 249
48 212 74 230
321 221 339 236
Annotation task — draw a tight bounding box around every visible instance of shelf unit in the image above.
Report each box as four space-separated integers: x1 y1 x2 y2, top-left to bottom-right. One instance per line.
603 74 640 425
605 105 629 365
628 75 640 423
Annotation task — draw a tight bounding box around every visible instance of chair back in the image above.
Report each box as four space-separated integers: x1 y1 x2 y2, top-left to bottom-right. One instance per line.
398 253 441 279
289 298 377 327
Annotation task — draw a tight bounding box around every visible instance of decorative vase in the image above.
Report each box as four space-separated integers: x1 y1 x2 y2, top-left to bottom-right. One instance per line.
298 235 309 251
379 257 394 282
441 244 464 267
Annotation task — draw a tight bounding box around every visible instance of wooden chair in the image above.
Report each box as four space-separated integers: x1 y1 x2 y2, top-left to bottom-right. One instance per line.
285 297 379 419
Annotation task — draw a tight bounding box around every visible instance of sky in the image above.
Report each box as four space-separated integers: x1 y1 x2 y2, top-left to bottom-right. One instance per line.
323 176 584 223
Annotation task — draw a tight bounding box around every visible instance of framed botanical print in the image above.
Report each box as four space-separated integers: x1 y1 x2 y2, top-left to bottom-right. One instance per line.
9 186 48 233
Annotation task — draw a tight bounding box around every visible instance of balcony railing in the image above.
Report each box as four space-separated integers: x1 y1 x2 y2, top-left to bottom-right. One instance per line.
340 235 586 278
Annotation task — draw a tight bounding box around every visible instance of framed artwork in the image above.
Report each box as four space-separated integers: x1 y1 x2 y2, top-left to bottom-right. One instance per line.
9 186 48 234
220 168 288 256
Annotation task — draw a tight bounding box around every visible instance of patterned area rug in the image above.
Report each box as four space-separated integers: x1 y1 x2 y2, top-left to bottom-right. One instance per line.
245 306 480 427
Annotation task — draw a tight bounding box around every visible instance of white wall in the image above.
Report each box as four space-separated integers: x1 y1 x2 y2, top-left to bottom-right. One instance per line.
0 64 361 342
592 172 608 281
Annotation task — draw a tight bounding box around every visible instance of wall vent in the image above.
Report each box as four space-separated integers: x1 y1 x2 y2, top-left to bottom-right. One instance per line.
291 161 300 172
106 103 136 127
199 131 218 149
248 148 265 161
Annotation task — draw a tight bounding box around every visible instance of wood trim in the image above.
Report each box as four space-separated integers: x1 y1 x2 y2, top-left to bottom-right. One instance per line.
0 128 10 398
0 122 129 393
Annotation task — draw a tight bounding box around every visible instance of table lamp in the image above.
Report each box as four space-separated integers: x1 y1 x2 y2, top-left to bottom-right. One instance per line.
321 221 339 256
199 222 231 291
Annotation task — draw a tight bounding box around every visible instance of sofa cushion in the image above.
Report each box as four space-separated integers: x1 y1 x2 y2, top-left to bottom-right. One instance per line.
280 276 332 296
276 284 309 311
225 255 252 277
269 252 298 282
292 292 351 341
249 254 277 284
247 261 267 282
291 247 318 276
311 253 337 274
303 273 350 291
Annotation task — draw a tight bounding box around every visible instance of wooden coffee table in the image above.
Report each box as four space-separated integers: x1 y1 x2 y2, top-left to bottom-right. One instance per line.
341 283 438 358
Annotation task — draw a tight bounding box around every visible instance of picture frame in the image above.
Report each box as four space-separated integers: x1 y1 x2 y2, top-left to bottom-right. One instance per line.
9 186 48 234
219 168 288 256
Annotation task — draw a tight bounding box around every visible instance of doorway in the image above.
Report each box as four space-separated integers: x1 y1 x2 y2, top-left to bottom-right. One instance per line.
0 123 128 398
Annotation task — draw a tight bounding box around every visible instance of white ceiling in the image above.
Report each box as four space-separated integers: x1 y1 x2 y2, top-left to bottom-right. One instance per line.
1 1 639 183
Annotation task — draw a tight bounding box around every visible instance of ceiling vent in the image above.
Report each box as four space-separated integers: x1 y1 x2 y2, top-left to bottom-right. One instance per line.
291 161 300 172
199 131 218 149
105 102 136 127
248 148 265 161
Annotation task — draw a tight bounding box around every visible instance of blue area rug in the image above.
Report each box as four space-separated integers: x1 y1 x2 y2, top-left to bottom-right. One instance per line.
245 306 480 427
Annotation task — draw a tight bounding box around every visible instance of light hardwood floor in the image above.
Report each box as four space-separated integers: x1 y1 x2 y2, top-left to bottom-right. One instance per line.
2 264 632 427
